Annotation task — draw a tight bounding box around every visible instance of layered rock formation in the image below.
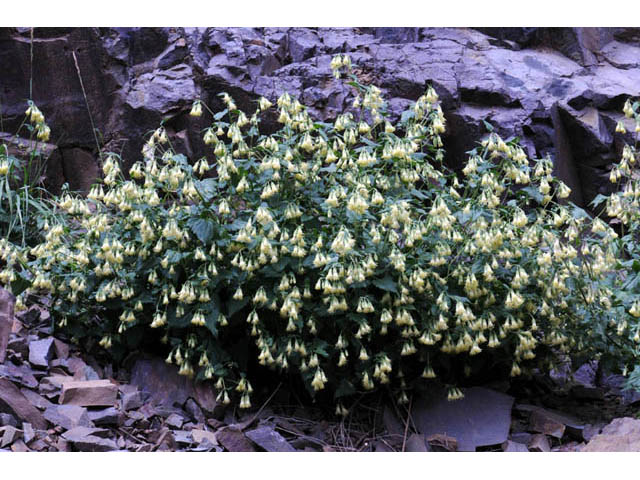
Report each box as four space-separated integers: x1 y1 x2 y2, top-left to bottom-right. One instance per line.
1 27 639 206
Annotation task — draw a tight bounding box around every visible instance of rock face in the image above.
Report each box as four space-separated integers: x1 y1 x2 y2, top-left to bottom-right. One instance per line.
1 27 639 207
582 417 640 451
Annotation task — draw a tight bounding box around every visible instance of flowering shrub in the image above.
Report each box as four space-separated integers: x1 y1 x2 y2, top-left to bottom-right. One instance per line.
600 100 640 385
1 57 637 411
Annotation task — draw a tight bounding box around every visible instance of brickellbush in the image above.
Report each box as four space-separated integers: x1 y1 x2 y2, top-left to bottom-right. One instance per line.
1 56 638 412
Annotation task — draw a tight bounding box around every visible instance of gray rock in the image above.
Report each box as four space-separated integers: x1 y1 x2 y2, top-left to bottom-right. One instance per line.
0 378 48 429
129 355 195 408
43 405 93 430
413 387 514 452
528 434 551 452
184 398 205 424
173 430 192 445
582 417 640 451
62 426 118 452
87 407 122 426
59 380 118 407
0 364 38 389
19 388 54 411
502 440 529 452
0 288 14 364
165 413 184 429
0 413 18 427
22 422 34 444
217 428 256 452
528 407 569 439
28 338 54 368
404 433 431 452
191 428 218 446
245 424 296 452
121 390 144 411
0 425 20 448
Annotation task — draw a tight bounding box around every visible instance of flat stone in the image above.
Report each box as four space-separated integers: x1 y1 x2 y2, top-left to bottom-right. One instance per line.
193 382 218 415
529 408 566 439
413 387 514 451
60 380 118 407
43 405 93 430
22 422 34 444
521 404 584 440
6 337 28 359
0 378 48 429
0 288 14 364
173 430 192 445
129 355 195 408
572 361 598 388
0 363 39 389
62 426 118 452
184 398 205 423
66 357 100 380
19 388 54 410
87 407 122 426
245 425 296 452
10 439 29 452
52 339 69 360
404 433 430 452
165 413 184 429
191 428 218 446
0 425 20 447
582 417 640 452
153 428 176 451
40 375 76 390
217 428 256 452
28 338 54 368
121 390 144 411
502 440 529 452
0 412 18 427
528 434 551 452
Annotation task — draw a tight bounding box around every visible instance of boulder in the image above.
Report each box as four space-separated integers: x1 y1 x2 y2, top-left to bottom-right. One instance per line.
0 378 48 429
28 338 55 368
59 379 118 407
413 386 514 452
43 404 93 430
62 426 118 452
582 417 640 452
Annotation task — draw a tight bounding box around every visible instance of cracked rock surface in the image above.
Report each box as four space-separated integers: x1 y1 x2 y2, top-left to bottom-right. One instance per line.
0 27 638 208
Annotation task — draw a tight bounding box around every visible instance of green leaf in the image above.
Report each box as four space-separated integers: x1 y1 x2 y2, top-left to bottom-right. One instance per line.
187 218 214 244
214 109 229 120
334 379 356 399
227 296 250 318
482 120 494 132
521 186 544 203
373 275 398 293
204 297 221 338
194 178 218 202
590 194 608 208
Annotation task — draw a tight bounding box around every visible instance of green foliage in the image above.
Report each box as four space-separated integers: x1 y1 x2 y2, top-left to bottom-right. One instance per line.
1 56 638 412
